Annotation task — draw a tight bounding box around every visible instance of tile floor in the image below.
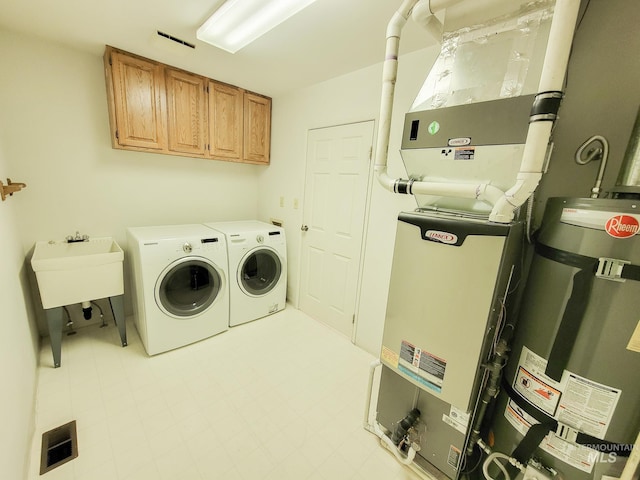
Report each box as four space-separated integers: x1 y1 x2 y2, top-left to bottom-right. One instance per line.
28 307 422 479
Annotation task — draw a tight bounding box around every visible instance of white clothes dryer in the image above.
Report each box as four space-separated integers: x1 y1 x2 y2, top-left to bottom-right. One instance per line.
204 221 286 326
127 224 229 355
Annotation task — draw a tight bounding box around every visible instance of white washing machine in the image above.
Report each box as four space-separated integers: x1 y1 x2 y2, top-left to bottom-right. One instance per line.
127 224 229 355
204 221 286 326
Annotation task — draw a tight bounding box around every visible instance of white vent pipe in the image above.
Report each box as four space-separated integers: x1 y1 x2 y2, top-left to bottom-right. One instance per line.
374 0 581 223
364 361 423 469
489 0 580 222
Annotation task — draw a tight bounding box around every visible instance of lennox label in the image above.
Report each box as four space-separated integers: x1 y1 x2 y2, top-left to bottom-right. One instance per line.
425 230 458 244
605 215 639 238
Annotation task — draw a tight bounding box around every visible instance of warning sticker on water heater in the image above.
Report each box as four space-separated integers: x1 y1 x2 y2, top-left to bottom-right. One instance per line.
541 432 599 473
556 373 620 439
514 367 561 416
504 398 536 436
514 347 621 437
397 340 446 394
505 347 623 473
627 320 640 353
513 348 562 416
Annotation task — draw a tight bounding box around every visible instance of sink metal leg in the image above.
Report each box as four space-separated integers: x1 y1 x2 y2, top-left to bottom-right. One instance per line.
45 307 63 368
109 295 127 347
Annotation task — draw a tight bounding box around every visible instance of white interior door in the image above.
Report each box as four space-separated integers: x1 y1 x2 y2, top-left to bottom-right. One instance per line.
299 121 374 338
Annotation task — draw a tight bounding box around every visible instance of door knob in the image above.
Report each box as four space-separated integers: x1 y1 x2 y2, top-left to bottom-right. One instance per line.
301 225 309 232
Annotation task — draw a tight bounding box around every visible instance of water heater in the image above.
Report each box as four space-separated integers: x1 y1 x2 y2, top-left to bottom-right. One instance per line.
487 197 640 479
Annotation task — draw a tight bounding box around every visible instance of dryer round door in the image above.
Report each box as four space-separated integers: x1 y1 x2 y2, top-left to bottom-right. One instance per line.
155 256 223 318
238 247 282 297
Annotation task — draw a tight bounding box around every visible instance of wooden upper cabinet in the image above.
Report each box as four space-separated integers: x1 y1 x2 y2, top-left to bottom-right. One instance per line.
104 46 271 164
166 68 207 156
106 48 166 150
209 81 243 161
243 93 271 164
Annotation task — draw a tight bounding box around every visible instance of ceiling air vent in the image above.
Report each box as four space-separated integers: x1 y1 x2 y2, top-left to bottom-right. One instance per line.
156 31 196 49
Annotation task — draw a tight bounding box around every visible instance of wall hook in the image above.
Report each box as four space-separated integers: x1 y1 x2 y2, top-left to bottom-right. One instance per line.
0 178 27 201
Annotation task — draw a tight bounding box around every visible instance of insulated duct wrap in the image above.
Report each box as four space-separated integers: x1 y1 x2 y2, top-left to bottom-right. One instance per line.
400 0 555 215
411 0 554 111
615 106 640 196
375 0 580 222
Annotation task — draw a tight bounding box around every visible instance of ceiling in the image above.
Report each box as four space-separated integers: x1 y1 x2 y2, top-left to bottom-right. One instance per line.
0 0 433 97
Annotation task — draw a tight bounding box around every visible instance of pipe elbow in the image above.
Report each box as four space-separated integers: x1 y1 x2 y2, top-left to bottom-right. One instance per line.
489 173 542 223
386 0 418 38
386 19 406 39
380 434 418 465
477 184 505 207
375 168 397 192
490 197 517 224
507 172 543 201
411 1 444 42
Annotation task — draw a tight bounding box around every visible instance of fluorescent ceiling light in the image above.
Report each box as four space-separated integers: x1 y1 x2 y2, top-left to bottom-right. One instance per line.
197 0 318 53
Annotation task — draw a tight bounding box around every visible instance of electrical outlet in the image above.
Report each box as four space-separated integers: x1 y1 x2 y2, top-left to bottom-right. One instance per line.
279 196 284 208
293 198 299 209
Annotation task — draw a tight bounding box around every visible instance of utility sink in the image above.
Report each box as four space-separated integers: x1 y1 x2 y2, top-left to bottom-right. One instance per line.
32 237 124 309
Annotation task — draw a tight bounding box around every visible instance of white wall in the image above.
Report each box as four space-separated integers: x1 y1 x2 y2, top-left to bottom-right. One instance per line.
0 140 39 479
532 0 640 223
259 46 441 355
0 28 264 326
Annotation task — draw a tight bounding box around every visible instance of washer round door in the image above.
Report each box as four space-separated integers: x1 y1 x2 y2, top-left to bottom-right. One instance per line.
155 257 223 318
238 247 282 297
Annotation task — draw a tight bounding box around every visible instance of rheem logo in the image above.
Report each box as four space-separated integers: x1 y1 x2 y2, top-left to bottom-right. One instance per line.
605 215 639 238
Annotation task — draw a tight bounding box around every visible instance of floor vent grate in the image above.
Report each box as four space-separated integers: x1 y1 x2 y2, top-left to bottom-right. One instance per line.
40 420 78 475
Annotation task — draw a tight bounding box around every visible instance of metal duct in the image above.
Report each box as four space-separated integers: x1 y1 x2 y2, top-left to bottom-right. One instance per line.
614 106 640 197
374 0 581 223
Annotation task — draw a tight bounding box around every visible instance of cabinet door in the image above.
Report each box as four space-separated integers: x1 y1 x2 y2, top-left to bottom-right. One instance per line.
208 81 243 160
166 69 207 156
109 50 166 150
243 93 271 164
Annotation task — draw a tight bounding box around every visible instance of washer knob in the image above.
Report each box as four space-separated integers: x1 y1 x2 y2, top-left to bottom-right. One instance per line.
183 242 192 253
256 234 264 244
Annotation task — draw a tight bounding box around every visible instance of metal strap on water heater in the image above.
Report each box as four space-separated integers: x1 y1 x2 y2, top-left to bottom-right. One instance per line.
499 239 638 480
535 242 640 281
534 241 640 381
500 376 631 480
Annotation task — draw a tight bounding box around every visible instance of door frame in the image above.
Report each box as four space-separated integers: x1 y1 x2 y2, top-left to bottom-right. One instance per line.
296 119 377 343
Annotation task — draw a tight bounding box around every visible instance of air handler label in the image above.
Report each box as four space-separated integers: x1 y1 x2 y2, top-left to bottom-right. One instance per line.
396 340 446 394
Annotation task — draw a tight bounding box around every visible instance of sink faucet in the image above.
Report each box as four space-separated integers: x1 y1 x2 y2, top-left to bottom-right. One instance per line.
66 231 89 243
